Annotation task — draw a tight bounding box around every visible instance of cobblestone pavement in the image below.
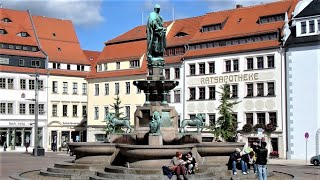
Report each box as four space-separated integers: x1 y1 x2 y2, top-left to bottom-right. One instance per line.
0 151 74 180
0 152 320 180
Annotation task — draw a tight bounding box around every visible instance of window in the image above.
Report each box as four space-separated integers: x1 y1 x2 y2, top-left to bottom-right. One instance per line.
82 83 87 95
247 84 254 97
231 84 238 98
0 78 5 89
115 83 119 95
209 62 215 74
257 57 264 69
97 64 102 71
309 20 315 33
137 87 141 94
199 63 205 74
7 79 13 89
0 103 6 114
52 105 57 117
29 104 35 115
31 47 37 52
126 82 130 94
116 62 120 69
189 88 196 100
209 114 215 126
209 86 215 99
19 59 24 66
9 45 14 49
247 58 253 70
77 65 85 71
267 55 274 68
7 103 13 114
95 84 99 96
189 64 195 75
257 83 264 96
267 82 275 96
174 68 180 79
31 60 40 67
174 90 181 103
199 87 205 100
52 63 61 69
301 21 306 34
20 79 26 90
82 105 87 117
63 105 68 117
257 113 266 124
29 80 35 90
52 81 58 93
39 104 44 115
125 106 130 118
246 113 253 125
105 83 109 95
94 107 99 120
73 105 77 117
259 14 284 24
104 63 108 71
165 69 170 80
318 19 320 32
63 82 68 94
20 32 29 37
72 83 78 94
269 112 277 125
130 60 140 68
166 92 171 103
233 59 239 71
38 80 43 90
202 23 222 32
16 45 21 50
2 18 12 23
19 104 26 114
104 106 109 118
0 29 7 34
67 64 70 70
225 60 231 72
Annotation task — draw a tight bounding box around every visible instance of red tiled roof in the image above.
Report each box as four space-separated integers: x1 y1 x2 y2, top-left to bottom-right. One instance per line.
165 55 184 64
189 0 295 44
32 15 90 65
185 40 280 59
0 8 38 46
0 65 48 75
49 69 89 78
83 50 101 62
98 40 146 63
0 49 46 58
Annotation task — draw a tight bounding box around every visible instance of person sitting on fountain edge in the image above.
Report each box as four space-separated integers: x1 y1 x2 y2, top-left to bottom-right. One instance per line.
168 152 188 180
227 148 248 175
183 152 197 174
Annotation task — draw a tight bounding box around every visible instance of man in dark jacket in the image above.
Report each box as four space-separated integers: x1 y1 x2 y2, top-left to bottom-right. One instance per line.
256 142 268 180
228 148 247 175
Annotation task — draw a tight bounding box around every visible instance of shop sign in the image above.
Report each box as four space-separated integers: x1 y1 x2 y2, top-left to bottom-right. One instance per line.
9 122 28 126
62 122 79 125
200 73 259 85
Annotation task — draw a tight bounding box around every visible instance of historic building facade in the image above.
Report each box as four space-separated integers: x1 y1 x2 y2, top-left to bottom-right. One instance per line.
0 8 48 151
285 0 320 160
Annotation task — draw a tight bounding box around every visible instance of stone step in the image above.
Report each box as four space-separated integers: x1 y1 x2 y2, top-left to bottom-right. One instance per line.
47 167 95 176
39 169 72 178
104 165 163 174
54 162 91 169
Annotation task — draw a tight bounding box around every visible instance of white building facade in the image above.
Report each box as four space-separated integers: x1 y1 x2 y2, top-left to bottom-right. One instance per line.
184 48 287 158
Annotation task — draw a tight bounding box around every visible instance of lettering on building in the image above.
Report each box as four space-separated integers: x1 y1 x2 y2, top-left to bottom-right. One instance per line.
200 73 259 85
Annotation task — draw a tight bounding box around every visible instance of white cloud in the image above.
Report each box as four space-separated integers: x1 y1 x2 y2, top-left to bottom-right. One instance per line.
2 0 105 26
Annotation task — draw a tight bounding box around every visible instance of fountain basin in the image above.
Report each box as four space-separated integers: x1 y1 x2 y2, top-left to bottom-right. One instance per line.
68 142 116 159
197 142 245 156
133 80 179 92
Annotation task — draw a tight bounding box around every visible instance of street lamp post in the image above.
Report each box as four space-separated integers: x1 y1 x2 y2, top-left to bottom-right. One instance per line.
29 72 39 156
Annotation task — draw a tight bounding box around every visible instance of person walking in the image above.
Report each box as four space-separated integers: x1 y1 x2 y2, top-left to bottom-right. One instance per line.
256 142 268 180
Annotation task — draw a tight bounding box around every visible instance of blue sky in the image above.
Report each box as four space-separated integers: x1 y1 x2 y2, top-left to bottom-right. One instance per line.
3 0 276 52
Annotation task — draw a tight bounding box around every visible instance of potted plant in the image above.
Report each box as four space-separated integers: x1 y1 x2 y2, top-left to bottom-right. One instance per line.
253 123 267 131
242 124 253 133
265 123 277 133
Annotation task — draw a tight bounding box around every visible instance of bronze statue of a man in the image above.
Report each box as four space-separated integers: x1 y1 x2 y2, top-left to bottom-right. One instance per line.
146 4 166 66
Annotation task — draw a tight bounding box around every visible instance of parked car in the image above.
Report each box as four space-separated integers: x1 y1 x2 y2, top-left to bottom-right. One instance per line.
310 155 320 166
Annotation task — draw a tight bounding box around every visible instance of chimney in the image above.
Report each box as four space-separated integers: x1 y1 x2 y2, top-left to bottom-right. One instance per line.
236 4 243 8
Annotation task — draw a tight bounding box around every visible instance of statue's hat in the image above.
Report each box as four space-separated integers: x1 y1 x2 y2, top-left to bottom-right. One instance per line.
154 4 160 9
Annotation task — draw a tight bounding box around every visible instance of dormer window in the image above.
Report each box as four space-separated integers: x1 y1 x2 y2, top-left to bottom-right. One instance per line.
258 13 284 24
175 32 188 37
58 47 61 51
309 20 315 33
1 18 12 23
53 33 56 37
130 60 140 68
202 23 222 32
301 21 307 34
18 32 30 37
0 29 8 34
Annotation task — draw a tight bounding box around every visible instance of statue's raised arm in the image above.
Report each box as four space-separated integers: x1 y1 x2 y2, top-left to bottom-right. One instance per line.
146 4 166 68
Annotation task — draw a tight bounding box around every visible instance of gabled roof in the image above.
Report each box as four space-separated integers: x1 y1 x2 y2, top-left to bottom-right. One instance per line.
32 15 90 65
0 8 38 46
83 50 101 61
295 0 320 18
189 0 295 44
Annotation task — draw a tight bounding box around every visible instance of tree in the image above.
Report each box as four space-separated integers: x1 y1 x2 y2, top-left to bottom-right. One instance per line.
110 95 124 118
213 84 240 142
